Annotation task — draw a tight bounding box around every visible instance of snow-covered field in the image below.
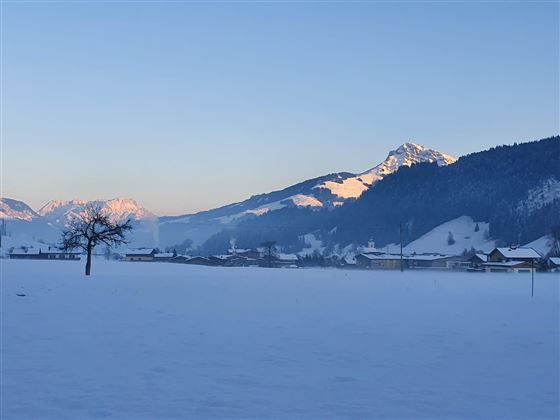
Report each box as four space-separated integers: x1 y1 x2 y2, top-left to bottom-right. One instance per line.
1 260 559 419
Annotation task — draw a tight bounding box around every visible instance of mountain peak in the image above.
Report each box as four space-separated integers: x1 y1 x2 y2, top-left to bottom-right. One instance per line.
312 142 456 200
360 142 456 181
0 198 39 221
396 141 423 150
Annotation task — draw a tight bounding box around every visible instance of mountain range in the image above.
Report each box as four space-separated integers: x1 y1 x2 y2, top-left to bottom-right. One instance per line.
1 137 559 256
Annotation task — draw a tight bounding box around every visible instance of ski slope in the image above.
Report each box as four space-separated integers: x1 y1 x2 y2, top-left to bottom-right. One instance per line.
404 216 495 255
2 260 558 419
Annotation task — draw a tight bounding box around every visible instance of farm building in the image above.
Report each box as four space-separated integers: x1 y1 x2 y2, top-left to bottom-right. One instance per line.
125 249 156 262
153 252 175 262
356 253 403 269
9 247 80 261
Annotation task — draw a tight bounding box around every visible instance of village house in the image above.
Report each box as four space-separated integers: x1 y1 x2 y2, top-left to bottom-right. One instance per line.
468 253 488 268
355 253 404 269
125 249 157 262
273 253 299 268
341 254 357 267
484 247 541 273
483 260 536 273
9 247 81 261
228 248 261 260
185 256 216 266
548 257 560 272
393 254 466 270
168 255 191 264
355 252 469 270
153 252 175 262
487 247 542 263
208 255 232 266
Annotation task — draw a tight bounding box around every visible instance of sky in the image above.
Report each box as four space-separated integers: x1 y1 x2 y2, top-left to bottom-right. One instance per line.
1 1 558 216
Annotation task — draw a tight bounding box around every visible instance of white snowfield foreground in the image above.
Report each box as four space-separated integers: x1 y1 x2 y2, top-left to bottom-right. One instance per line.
2 260 558 419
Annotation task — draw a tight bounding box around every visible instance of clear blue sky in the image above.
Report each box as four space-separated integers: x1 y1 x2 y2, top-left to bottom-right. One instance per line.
2 1 558 215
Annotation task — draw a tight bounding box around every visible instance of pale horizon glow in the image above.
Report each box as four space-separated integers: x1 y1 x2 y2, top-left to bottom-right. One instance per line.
2 2 558 215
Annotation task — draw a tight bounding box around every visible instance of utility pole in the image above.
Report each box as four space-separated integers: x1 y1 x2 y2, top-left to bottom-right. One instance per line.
0 219 4 248
531 258 534 297
400 221 403 272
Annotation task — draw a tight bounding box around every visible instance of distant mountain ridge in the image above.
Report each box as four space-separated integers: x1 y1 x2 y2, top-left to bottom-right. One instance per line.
0 198 39 221
38 198 157 226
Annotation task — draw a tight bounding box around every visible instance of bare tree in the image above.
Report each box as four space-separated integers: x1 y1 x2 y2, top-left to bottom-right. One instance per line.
60 204 132 276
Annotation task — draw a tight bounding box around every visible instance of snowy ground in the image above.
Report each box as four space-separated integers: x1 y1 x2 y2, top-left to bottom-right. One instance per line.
1 260 559 419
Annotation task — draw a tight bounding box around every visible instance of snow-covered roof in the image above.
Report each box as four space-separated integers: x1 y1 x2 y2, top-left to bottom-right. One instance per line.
359 253 402 261
359 253 454 261
277 253 298 261
474 253 488 262
10 248 42 255
228 248 251 254
154 253 174 258
344 255 357 265
484 261 531 268
408 254 454 261
493 247 541 259
549 257 560 266
9 247 80 255
125 248 155 255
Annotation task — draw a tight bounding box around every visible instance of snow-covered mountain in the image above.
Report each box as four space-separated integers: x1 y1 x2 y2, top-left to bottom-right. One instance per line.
313 143 456 201
0 198 40 221
0 198 159 250
250 142 456 210
38 198 157 226
159 142 457 246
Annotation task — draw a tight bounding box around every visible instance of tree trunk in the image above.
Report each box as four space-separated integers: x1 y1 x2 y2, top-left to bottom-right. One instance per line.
85 245 92 276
